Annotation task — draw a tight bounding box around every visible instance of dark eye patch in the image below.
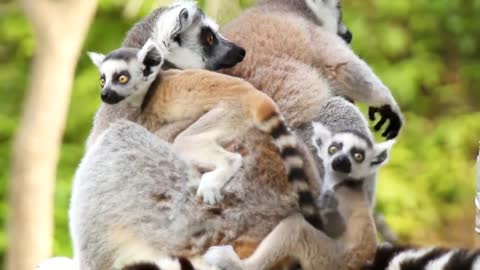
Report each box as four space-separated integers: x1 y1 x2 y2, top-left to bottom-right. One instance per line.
350 147 365 163
100 74 106 80
328 142 343 155
112 71 130 84
199 27 217 55
173 34 182 46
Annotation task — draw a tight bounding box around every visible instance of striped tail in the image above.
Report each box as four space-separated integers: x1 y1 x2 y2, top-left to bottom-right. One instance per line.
255 110 323 230
362 244 480 270
122 257 195 270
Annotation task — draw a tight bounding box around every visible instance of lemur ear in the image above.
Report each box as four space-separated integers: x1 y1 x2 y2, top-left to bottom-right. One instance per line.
312 122 332 154
371 140 396 168
137 39 164 68
87 52 105 68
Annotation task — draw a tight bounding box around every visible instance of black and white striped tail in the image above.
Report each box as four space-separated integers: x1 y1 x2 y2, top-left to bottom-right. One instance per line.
362 244 480 270
122 257 195 270
256 113 323 230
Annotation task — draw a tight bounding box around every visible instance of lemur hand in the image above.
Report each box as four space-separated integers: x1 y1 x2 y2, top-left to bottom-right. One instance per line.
368 105 403 140
318 190 346 239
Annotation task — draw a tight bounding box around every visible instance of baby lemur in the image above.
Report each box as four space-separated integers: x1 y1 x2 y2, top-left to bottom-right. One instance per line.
203 123 395 270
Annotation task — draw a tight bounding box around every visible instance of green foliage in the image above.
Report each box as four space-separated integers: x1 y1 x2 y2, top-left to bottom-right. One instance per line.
344 0 480 245
0 0 479 266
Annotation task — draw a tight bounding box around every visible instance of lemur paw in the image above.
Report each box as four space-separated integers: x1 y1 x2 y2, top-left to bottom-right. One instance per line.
197 154 243 205
204 245 242 270
197 172 225 205
318 190 346 239
368 105 403 140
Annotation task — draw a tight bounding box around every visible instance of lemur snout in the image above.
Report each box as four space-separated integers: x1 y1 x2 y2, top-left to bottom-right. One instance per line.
101 89 125 104
332 155 351 173
214 42 246 70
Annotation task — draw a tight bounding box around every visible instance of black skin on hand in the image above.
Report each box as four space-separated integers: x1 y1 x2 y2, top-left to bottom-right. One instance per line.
368 105 402 140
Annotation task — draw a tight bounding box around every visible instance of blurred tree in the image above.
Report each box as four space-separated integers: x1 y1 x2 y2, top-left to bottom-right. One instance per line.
6 1 97 270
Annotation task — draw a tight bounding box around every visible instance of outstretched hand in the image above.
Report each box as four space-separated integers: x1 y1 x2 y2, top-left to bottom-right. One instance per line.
368 105 403 140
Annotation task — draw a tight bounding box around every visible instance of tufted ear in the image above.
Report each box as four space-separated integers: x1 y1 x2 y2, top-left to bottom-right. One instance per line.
137 39 164 70
87 52 105 68
312 122 332 157
371 140 395 168
153 1 197 47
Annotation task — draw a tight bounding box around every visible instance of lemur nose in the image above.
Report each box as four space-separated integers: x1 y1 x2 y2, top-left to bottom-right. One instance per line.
332 155 351 174
101 91 108 99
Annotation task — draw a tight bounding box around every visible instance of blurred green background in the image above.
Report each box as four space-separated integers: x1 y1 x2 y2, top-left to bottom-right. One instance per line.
1 0 479 264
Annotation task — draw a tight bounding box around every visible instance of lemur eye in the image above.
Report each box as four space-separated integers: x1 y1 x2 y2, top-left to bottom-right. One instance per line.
206 34 214 46
118 75 129 84
328 145 337 155
100 78 105 88
354 153 364 162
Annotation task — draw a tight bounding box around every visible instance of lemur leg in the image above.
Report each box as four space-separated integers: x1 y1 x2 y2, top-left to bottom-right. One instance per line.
205 184 377 270
173 107 244 205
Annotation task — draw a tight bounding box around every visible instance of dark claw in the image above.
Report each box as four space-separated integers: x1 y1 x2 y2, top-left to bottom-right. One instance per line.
368 107 378 121
368 105 402 140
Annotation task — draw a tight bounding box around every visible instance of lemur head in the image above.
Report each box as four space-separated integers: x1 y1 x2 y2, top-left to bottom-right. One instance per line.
305 0 353 43
312 122 395 181
152 0 246 70
88 39 163 105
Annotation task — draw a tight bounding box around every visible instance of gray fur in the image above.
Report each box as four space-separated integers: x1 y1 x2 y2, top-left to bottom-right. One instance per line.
294 97 378 205
71 121 311 270
72 1 398 268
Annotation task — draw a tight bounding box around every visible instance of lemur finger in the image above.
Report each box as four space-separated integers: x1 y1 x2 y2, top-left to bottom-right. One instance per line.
374 116 388 131
383 113 402 139
381 125 391 138
385 120 401 140
368 107 378 121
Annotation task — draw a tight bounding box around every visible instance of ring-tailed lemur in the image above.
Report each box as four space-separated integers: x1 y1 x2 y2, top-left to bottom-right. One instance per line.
86 0 246 148
203 122 395 270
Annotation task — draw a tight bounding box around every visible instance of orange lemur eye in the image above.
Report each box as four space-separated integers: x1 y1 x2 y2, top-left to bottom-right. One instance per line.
118 75 129 84
207 34 214 46
100 78 105 88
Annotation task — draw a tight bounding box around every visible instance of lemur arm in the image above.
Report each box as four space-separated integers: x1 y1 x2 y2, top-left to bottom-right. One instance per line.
204 182 377 270
312 28 404 140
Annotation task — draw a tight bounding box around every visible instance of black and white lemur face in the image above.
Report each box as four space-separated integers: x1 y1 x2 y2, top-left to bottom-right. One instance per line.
312 122 395 182
154 1 246 70
88 40 163 105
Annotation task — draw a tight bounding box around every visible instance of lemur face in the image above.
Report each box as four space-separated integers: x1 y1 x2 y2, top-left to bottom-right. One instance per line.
88 40 163 105
312 122 395 180
158 2 246 70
